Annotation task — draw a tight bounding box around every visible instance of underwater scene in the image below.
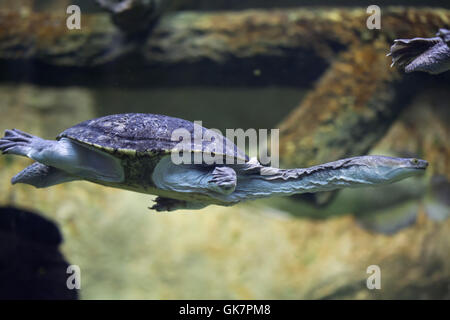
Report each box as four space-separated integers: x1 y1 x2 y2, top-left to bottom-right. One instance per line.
0 0 449 300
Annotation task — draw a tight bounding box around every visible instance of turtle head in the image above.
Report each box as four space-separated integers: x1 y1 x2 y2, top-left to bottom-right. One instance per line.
351 155 428 185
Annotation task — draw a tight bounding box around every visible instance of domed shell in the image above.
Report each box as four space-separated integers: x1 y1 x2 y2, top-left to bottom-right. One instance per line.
57 113 248 162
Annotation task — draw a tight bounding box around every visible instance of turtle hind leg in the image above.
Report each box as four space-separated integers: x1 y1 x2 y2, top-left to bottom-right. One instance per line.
150 197 208 212
0 129 64 163
0 129 45 157
1 129 124 183
12 162 79 188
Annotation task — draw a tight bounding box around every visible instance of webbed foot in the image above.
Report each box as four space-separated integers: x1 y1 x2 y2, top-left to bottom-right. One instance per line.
387 34 450 74
0 129 42 157
12 162 79 188
207 166 237 195
150 197 207 212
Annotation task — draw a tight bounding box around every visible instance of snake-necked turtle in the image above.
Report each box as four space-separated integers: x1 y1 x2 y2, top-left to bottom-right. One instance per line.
0 113 428 211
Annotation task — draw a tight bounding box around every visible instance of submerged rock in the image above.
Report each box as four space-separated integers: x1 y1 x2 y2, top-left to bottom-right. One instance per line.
0 206 77 299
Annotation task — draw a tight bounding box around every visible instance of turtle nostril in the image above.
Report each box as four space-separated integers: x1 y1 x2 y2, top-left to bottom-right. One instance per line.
417 159 428 169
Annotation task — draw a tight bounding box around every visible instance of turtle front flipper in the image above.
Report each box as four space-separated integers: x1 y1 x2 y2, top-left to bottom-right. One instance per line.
150 197 207 212
208 167 237 195
152 156 237 196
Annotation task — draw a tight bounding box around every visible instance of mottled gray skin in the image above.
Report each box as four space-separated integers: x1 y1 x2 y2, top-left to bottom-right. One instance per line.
0 114 428 211
388 29 450 74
